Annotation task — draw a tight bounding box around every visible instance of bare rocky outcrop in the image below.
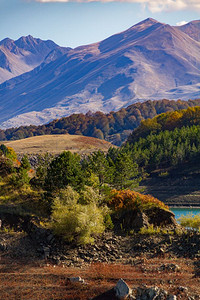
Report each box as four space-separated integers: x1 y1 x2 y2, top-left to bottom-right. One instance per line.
113 207 178 233
146 207 177 228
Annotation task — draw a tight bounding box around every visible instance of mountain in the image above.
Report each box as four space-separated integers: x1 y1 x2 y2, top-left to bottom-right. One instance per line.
0 35 70 84
0 18 200 129
177 20 200 42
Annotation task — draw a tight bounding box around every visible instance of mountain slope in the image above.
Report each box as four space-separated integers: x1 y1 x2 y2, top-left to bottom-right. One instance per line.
0 35 70 84
0 18 200 128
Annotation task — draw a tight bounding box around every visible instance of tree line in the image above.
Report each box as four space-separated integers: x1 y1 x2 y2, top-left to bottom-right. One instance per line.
1 99 200 145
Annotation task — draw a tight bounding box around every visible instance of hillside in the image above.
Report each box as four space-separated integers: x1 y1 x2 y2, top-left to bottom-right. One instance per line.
1 99 200 146
128 105 200 143
0 18 200 128
140 160 200 207
123 106 200 206
2 134 114 155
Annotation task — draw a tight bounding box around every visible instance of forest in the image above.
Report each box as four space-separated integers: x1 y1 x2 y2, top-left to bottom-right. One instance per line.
1 98 200 145
0 142 168 245
126 106 200 171
1 104 200 245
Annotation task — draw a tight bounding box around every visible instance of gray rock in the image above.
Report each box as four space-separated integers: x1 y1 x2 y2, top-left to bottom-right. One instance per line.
43 246 50 259
69 276 85 284
136 285 168 300
167 296 177 300
114 278 132 299
178 286 188 292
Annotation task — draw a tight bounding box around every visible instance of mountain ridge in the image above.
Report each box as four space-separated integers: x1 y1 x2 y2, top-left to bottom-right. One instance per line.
0 18 200 129
0 35 70 84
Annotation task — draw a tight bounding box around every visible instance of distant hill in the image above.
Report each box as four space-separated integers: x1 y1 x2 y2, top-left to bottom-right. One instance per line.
1 98 200 146
128 105 200 144
0 35 70 84
2 134 114 155
0 18 200 128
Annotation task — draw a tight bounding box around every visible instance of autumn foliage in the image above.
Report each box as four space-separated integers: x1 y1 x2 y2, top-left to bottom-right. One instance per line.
129 106 200 143
108 189 169 211
1 99 200 145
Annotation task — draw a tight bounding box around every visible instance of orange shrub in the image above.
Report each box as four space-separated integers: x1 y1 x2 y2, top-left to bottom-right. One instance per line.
15 159 21 167
108 189 168 211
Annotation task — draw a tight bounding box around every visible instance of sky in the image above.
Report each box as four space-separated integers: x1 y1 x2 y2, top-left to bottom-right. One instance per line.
1 0 200 48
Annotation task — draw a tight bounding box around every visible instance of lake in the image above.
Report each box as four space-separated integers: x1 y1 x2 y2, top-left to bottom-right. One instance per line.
170 207 200 220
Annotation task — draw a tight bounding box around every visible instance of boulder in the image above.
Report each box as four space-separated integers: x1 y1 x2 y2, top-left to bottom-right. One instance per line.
114 279 132 299
114 209 150 232
113 206 179 233
92 279 132 299
146 207 178 228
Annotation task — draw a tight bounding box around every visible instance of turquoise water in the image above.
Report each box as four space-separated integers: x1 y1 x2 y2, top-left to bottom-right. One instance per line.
171 207 200 220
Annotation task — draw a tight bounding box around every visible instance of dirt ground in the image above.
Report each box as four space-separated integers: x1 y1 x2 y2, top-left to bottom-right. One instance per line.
0 253 199 300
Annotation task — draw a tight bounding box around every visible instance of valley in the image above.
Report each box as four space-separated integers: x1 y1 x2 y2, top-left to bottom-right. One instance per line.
0 12 200 299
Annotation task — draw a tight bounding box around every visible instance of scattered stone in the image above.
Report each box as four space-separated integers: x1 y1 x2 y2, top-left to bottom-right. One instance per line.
68 276 85 284
178 286 188 292
159 263 180 272
136 285 169 300
167 296 177 300
43 246 50 259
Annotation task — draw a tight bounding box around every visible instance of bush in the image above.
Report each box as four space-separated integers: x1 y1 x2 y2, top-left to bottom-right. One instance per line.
108 189 169 211
178 213 200 231
51 186 106 244
0 144 17 161
0 157 14 176
9 168 30 187
79 186 101 205
139 225 173 235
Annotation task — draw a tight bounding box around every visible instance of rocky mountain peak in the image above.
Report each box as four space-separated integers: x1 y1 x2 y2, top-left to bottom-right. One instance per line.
128 17 163 32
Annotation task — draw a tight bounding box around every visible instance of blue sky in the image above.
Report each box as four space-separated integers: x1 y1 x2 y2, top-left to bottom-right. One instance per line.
1 0 200 48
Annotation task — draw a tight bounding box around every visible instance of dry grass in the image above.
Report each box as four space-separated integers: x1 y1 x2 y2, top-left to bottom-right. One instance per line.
0 255 199 299
2 134 115 155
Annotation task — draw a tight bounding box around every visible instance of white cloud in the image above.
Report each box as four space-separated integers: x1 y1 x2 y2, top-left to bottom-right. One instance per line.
176 20 188 26
34 0 200 13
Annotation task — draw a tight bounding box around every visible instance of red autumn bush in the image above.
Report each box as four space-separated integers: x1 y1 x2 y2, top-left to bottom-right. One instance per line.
108 189 168 211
